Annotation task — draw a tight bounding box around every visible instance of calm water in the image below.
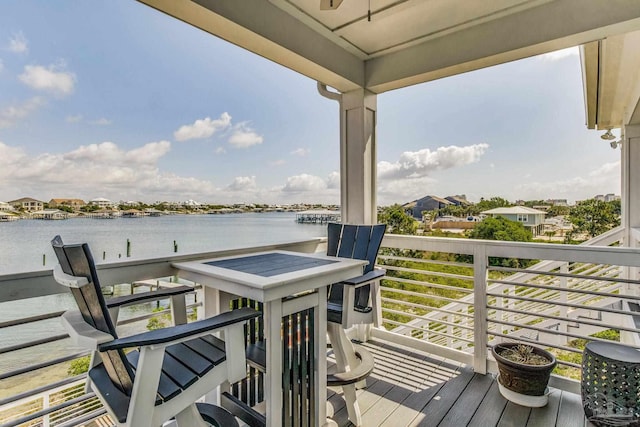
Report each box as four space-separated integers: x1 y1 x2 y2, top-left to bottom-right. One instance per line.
0 212 326 274
0 213 327 373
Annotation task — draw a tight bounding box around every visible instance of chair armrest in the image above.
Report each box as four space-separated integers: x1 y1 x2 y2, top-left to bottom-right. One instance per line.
53 265 89 288
62 310 114 349
105 285 194 308
341 268 386 286
99 307 260 351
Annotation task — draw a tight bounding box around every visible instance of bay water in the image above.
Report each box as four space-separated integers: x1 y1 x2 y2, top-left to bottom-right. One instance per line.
0 212 327 374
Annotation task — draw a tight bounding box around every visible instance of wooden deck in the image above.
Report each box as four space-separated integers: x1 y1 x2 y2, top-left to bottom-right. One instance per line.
327 339 593 427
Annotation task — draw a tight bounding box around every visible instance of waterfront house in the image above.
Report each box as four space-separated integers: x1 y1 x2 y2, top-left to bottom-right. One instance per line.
481 206 547 237
409 195 453 219
8 197 44 212
0 201 14 212
48 198 86 210
445 195 472 207
2 2 640 426
89 197 114 208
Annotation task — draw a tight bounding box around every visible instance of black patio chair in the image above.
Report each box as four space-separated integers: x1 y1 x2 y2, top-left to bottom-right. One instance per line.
326 222 387 331
51 235 260 427
325 222 386 426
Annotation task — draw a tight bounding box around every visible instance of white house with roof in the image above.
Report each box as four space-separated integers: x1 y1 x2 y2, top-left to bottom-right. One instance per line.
8 197 44 212
481 206 547 237
89 197 114 208
0 201 15 212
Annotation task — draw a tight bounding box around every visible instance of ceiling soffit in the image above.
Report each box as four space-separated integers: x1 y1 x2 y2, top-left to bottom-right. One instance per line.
271 0 550 58
141 0 640 95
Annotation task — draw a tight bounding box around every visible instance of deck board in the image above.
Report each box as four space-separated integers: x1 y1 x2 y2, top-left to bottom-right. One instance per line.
437 372 494 426
525 388 561 427
332 339 586 427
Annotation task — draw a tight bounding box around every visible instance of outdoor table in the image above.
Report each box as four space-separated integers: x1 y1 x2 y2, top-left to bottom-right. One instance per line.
173 250 367 427
581 341 640 426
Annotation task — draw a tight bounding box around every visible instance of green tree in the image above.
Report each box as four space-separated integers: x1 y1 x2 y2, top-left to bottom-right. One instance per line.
568 199 620 240
546 205 570 217
378 204 418 235
475 197 513 213
469 216 532 242
467 216 533 268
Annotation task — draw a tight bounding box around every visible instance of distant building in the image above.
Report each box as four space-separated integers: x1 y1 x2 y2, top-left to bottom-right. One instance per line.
481 206 547 236
0 201 15 212
89 197 114 208
604 194 620 202
545 199 569 206
408 195 453 219
49 198 86 209
182 199 202 207
9 197 44 212
445 195 471 206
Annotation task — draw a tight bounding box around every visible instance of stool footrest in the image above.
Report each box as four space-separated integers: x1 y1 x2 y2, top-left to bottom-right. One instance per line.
327 345 375 387
220 391 266 427
195 402 239 427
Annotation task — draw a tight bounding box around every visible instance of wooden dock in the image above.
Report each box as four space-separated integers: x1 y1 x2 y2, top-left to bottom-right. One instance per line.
296 210 340 224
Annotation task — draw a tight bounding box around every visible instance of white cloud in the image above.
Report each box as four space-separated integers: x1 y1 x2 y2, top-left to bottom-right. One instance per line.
540 47 578 62
514 161 620 203
378 176 437 204
66 114 83 123
282 174 327 192
8 32 28 53
378 143 489 180
326 171 340 189
0 139 225 201
215 146 226 154
90 118 112 126
0 96 45 128
228 123 263 148
291 148 309 157
227 176 257 191
0 59 4 73
19 63 76 95
269 159 286 166
174 113 231 141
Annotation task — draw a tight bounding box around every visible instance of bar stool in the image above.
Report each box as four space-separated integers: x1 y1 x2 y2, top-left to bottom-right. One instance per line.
581 341 640 426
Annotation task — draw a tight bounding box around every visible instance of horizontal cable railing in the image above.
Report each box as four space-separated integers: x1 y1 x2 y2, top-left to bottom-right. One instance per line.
372 229 640 391
3 233 640 424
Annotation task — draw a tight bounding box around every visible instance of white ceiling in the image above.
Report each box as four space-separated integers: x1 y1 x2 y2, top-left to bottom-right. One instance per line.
272 0 551 59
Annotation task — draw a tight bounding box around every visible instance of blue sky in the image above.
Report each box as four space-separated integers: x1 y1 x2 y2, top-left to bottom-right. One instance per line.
0 1 620 206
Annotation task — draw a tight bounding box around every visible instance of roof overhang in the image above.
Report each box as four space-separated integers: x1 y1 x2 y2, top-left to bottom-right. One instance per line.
581 30 640 130
140 0 640 95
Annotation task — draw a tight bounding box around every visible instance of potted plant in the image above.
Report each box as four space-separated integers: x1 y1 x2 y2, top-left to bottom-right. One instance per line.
491 342 557 407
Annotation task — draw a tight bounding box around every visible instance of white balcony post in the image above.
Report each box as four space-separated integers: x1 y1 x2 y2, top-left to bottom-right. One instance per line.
622 124 640 297
621 124 640 344
559 263 568 335
340 89 378 225
473 245 488 374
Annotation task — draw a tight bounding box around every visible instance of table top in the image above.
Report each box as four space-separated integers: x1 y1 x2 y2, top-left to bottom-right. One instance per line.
585 341 640 363
173 250 367 302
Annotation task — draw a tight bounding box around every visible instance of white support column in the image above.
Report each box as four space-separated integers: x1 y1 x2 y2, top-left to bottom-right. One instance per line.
621 124 640 344
340 89 378 225
621 124 640 274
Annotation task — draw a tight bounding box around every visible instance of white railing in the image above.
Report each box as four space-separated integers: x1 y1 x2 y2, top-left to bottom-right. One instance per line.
2 234 640 424
0 238 324 427
372 231 640 393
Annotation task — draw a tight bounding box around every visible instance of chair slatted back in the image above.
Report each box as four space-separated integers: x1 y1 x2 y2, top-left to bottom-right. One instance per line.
51 235 135 395
327 223 386 308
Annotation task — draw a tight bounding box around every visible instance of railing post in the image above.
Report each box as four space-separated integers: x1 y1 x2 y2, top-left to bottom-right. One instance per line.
43 392 50 427
559 263 568 336
473 245 488 374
